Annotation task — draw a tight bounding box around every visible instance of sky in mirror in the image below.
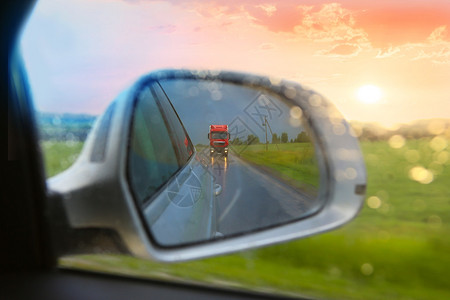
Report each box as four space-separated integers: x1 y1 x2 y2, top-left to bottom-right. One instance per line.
20 0 450 126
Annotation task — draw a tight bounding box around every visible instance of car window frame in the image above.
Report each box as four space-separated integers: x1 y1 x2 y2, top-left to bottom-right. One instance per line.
126 82 198 211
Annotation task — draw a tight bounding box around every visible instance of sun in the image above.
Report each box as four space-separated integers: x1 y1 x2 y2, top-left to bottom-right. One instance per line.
357 85 382 104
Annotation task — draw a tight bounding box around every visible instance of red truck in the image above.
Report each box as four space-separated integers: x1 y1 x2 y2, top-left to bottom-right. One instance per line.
208 125 230 157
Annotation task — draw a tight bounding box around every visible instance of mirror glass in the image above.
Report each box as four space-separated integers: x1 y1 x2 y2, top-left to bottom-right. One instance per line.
127 79 323 247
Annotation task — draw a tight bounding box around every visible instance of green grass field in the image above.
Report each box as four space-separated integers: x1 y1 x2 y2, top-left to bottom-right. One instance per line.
41 140 84 177
43 138 450 299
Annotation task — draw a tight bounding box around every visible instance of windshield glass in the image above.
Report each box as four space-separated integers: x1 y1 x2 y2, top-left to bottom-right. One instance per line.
21 0 450 299
211 132 228 139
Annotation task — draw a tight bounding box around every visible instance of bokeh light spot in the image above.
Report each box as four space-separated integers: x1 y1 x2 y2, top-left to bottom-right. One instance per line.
289 106 303 119
367 196 382 209
389 135 405 149
435 151 449 164
361 263 374 276
430 136 448 152
409 166 434 184
308 94 322 107
284 86 296 99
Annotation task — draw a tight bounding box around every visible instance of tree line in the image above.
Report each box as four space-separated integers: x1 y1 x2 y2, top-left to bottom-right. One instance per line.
230 131 311 145
351 119 450 141
37 112 96 142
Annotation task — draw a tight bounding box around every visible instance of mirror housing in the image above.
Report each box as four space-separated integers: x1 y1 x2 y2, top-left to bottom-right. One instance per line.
48 69 366 262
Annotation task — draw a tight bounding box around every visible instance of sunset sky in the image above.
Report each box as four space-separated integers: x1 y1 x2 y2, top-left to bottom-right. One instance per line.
20 0 450 126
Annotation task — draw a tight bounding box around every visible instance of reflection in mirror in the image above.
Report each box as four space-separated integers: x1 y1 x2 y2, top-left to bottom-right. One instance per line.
127 79 323 247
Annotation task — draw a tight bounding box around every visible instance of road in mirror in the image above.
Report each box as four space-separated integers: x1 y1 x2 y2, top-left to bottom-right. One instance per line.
127 78 323 247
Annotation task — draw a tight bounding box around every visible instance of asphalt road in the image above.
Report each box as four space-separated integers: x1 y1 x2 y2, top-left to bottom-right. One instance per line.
207 153 318 237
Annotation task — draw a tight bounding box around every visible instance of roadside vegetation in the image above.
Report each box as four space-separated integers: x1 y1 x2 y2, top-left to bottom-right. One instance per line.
41 140 84 177
235 142 320 195
41 116 450 300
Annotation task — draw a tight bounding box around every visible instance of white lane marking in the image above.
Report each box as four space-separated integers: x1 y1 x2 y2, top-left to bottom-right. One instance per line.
219 188 241 222
232 155 316 217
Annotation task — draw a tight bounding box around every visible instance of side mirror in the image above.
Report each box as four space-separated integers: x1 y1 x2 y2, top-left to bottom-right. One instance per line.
48 69 366 262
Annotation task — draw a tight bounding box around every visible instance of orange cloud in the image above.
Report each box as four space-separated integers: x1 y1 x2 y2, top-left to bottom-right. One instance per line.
316 43 361 58
412 26 450 64
138 0 450 62
355 3 450 48
294 3 368 44
245 2 307 32
414 47 450 64
376 47 401 59
374 26 450 63
428 26 449 43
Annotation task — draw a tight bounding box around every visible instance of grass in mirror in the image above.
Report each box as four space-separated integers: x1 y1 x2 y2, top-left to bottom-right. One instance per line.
45 133 450 300
236 143 319 194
